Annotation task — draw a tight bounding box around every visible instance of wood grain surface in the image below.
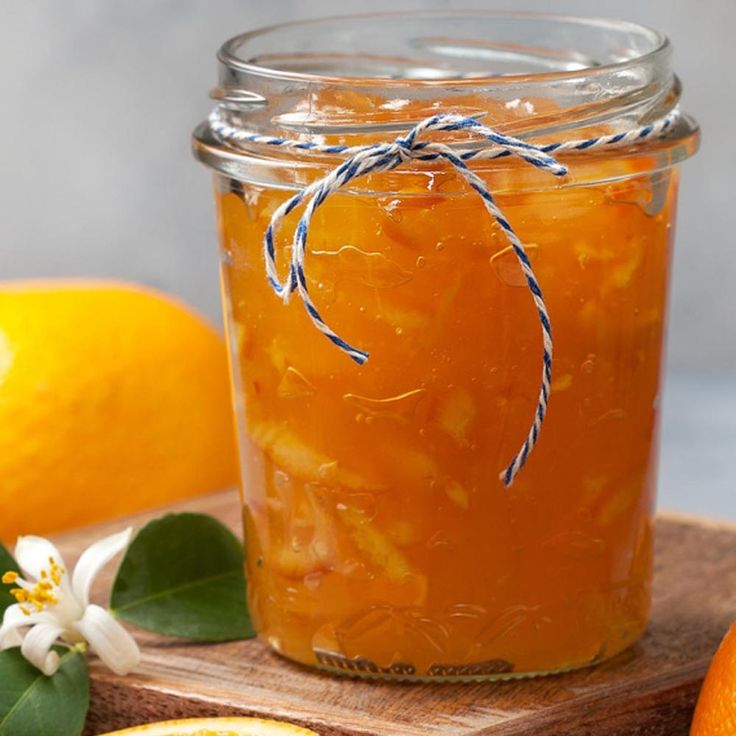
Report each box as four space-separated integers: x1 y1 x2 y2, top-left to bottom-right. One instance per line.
49 491 736 736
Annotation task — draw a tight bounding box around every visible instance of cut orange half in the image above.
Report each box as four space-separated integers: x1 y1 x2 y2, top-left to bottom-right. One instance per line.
99 717 320 736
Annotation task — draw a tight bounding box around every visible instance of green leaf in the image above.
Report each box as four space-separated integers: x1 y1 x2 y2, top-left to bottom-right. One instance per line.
0 647 89 736
0 543 19 617
110 513 254 641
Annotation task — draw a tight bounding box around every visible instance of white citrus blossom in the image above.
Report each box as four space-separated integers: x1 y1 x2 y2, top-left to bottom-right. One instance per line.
0 528 140 676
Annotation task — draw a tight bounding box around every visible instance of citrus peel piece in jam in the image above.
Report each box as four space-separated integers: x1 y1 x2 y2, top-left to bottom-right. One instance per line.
248 421 384 491
335 504 413 581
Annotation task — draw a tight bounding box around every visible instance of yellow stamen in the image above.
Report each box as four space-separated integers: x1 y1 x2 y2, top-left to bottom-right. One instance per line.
48 558 64 586
7 559 63 613
1 571 18 585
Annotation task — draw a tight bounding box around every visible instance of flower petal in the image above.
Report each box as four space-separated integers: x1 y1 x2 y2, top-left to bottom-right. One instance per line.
72 527 133 608
14 535 67 581
20 622 64 675
75 604 140 675
1 628 22 649
0 604 49 648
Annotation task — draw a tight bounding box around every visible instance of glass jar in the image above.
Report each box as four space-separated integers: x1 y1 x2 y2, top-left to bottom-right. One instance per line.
193 12 699 680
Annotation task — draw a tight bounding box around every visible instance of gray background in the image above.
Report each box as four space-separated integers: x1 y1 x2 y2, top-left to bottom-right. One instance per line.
1 1 733 517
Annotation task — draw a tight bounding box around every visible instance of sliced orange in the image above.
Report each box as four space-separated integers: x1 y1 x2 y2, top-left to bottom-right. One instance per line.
100 716 319 736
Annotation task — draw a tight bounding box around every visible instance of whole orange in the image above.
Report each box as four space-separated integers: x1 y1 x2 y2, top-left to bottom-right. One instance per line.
0 280 238 541
691 622 736 735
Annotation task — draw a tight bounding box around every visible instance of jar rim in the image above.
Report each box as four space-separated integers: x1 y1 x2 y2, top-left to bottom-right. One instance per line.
218 10 669 88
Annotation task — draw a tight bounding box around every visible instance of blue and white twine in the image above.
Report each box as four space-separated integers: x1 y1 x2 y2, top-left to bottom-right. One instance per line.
210 106 679 486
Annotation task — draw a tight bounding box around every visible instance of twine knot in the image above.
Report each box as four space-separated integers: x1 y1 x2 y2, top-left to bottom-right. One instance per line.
393 136 414 161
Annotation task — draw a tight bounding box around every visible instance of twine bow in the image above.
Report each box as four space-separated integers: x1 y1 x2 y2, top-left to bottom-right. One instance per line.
210 107 677 486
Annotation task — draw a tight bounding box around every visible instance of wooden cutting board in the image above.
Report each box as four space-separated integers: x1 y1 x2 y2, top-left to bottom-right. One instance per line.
48 491 735 736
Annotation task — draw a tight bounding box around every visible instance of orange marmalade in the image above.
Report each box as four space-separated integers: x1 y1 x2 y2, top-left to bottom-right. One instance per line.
195 12 699 680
